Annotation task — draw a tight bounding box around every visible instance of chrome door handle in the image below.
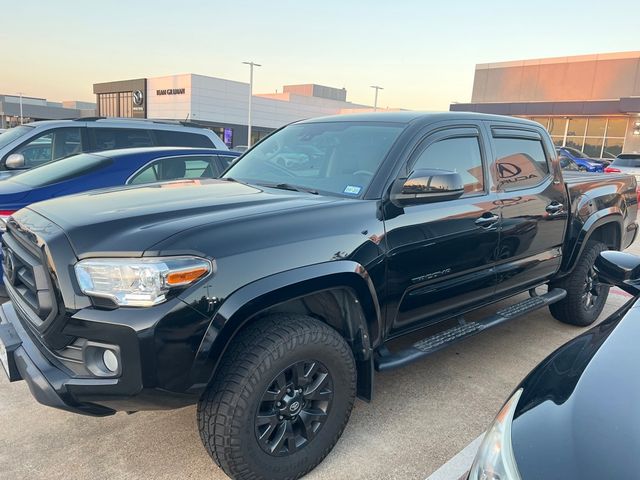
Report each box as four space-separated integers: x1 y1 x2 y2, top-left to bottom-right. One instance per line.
475 214 500 227
546 202 564 214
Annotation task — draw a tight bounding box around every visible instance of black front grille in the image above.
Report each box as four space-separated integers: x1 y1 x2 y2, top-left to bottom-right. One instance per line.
2 227 56 327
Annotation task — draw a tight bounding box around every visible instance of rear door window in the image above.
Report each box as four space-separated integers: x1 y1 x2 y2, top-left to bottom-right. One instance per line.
494 136 550 190
92 128 154 150
128 155 219 185
154 130 214 148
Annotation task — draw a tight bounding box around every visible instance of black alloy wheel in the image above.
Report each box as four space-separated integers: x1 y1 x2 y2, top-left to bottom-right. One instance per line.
582 266 604 310
549 240 609 326
255 360 334 456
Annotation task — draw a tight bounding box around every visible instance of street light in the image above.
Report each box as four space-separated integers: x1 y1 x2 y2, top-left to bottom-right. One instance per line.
242 61 261 147
370 85 384 112
17 92 24 125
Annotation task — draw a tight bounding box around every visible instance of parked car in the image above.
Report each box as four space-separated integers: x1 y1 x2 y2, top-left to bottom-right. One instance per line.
556 146 606 172
0 147 239 291
0 112 637 480
0 118 228 180
557 153 586 172
0 128 6 134
469 249 640 480
605 153 640 176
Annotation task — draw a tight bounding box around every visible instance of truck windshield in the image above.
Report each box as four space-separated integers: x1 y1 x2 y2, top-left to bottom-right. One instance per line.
223 121 404 197
0 125 34 149
7 153 113 187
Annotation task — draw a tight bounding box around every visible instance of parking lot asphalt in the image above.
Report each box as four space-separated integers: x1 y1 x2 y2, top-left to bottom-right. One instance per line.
1 241 638 480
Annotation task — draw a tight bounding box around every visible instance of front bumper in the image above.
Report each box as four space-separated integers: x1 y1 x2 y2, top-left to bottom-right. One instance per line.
0 296 206 416
0 302 115 416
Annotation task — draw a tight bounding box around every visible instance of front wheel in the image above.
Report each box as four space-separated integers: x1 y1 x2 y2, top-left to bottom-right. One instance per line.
197 314 356 480
549 240 610 326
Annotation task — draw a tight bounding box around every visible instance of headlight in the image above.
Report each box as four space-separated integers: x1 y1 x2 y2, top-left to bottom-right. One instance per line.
468 388 523 480
74 256 213 307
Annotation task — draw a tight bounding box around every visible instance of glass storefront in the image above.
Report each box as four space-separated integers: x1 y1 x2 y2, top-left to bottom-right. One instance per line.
98 92 133 117
528 116 628 158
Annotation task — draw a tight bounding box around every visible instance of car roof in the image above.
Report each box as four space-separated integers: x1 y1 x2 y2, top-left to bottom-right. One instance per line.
23 118 212 132
297 111 541 126
92 146 238 159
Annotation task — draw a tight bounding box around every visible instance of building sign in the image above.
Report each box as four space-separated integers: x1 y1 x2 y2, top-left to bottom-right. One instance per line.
156 88 186 96
132 90 144 106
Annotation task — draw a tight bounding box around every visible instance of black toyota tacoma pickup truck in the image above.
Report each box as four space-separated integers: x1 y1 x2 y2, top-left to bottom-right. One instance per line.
0 112 637 480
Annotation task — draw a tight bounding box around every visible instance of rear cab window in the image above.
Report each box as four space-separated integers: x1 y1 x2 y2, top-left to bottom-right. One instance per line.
492 128 550 191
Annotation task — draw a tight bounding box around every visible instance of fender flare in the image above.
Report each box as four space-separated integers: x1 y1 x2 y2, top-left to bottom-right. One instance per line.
561 208 623 274
189 260 382 391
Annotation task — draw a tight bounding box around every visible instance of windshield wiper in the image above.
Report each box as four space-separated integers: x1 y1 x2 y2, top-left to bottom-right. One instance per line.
256 182 319 195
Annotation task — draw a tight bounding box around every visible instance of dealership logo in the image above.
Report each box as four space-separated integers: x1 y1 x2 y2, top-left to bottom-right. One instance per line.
497 162 522 178
132 90 144 106
156 88 186 96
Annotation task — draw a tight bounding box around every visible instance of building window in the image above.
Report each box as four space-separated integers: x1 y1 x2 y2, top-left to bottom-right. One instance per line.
98 92 135 118
526 116 628 158
119 92 133 118
98 93 118 117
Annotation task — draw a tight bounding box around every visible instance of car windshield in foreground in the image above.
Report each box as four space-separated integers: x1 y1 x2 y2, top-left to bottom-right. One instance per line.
8 153 113 187
0 125 34 149
223 121 404 197
612 156 640 168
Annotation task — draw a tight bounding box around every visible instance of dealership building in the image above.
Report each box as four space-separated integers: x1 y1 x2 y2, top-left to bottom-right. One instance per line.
0 94 96 129
93 75 378 148
450 51 640 157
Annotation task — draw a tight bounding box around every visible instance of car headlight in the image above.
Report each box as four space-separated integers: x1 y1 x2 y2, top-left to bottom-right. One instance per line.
468 388 523 480
74 256 213 307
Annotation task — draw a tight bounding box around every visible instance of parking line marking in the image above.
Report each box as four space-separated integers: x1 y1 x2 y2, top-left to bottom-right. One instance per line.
425 434 484 480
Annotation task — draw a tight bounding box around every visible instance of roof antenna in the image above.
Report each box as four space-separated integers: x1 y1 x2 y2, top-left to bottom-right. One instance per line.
185 113 190 122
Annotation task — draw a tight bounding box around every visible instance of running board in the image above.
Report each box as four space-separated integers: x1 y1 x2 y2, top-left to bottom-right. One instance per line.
375 288 567 372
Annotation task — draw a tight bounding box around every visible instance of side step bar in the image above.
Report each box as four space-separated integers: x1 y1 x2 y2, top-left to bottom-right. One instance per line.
375 288 566 372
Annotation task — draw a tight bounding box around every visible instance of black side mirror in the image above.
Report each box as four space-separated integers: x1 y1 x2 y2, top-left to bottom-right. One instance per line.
390 169 464 207
594 251 640 295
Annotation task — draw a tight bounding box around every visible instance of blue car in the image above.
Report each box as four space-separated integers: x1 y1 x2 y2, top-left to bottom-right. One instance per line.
0 147 240 288
556 146 607 172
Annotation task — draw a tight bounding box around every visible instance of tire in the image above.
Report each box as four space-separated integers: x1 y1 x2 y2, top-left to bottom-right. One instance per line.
197 314 357 480
549 240 610 326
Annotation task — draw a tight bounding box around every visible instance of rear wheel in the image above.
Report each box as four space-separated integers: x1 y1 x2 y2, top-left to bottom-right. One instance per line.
197 314 356 480
549 240 610 326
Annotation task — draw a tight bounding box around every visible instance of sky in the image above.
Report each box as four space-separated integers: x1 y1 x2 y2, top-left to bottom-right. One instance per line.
1 0 638 111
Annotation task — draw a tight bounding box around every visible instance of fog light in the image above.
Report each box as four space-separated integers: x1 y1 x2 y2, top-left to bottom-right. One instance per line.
102 349 119 373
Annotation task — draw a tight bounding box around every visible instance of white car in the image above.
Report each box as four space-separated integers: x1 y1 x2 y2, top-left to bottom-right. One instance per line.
605 154 640 179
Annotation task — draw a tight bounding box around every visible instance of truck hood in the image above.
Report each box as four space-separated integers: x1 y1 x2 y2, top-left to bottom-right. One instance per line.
26 179 340 257
511 301 640 480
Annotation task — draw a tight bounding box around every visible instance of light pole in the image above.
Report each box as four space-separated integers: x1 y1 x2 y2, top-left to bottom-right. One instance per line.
242 61 261 147
370 85 383 112
17 92 24 125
